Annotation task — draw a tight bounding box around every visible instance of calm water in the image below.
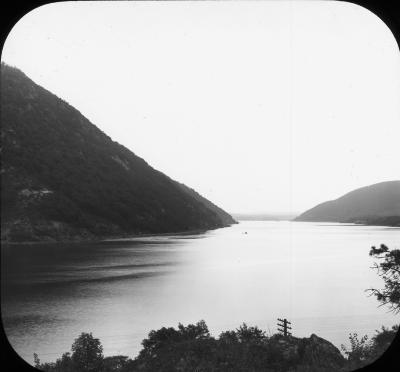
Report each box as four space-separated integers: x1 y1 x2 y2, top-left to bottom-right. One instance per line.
2 221 399 364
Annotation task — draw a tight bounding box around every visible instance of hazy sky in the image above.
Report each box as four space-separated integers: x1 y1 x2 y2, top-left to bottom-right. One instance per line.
2 1 400 215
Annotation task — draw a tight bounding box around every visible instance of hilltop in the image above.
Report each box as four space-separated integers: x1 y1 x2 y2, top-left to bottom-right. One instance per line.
294 181 400 226
1 63 236 242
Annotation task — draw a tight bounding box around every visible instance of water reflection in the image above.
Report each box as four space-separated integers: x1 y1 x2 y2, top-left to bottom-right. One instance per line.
1 221 399 364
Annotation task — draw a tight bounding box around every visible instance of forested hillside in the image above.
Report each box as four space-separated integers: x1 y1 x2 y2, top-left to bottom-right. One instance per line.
294 181 400 226
1 63 236 242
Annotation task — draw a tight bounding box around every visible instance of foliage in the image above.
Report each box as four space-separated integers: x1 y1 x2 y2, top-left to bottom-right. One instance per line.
34 322 347 372
35 352 74 372
71 333 104 372
233 323 267 343
119 322 344 372
367 244 400 313
341 325 399 371
339 243 400 370
34 333 105 372
1 63 235 241
34 321 399 372
340 333 372 370
102 356 132 372
133 320 215 371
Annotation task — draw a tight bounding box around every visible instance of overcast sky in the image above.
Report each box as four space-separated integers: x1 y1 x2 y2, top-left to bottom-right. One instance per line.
2 1 400 215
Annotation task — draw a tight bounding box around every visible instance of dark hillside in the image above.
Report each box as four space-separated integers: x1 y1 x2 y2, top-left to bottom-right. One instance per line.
1 63 236 242
294 181 400 226
175 182 235 226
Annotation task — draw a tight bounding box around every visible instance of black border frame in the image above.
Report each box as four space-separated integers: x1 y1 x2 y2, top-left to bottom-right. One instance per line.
1 1 399 371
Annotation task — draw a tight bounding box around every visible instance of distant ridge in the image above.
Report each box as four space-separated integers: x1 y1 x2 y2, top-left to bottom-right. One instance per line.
294 181 400 226
1 63 236 242
232 213 296 221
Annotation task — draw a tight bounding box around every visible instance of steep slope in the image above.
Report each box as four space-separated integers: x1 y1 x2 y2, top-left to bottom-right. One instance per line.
294 181 400 226
1 63 236 242
175 182 235 226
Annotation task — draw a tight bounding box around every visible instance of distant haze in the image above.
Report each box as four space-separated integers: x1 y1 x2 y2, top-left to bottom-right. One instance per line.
2 1 400 215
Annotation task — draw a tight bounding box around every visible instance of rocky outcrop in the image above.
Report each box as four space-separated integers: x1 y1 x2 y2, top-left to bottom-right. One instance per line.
268 333 346 371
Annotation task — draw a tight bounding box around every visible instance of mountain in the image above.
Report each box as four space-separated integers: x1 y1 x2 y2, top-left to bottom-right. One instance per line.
175 182 235 227
294 181 400 226
0 63 236 242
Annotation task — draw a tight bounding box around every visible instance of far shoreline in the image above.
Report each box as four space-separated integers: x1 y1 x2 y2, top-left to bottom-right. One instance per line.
291 219 400 228
2 219 399 246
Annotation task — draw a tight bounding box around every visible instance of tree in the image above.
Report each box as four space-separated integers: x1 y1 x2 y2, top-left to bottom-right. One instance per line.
340 333 371 370
341 325 399 370
340 244 400 370
102 355 131 372
54 352 74 372
33 353 41 368
367 244 400 313
70 333 104 372
140 319 210 358
235 323 267 343
134 320 215 372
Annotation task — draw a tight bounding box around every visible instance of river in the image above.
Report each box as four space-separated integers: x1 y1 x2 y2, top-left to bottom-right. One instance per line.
1 221 399 364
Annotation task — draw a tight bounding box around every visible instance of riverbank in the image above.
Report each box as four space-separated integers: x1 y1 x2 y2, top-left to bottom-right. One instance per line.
0 224 235 245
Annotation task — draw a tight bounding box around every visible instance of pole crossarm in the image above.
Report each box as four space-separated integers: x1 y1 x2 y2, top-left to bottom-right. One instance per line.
277 318 292 337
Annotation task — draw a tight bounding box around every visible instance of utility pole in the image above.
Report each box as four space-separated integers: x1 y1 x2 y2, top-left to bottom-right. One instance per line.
277 318 292 337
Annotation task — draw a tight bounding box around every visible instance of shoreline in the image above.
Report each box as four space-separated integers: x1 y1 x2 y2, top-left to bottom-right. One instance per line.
292 220 400 228
2 219 399 245
0 223 236 246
